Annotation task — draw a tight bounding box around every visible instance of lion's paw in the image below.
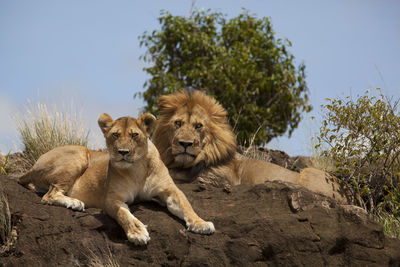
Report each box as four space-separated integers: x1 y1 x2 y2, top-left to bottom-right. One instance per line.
65 198 85 211
127 225 150 245
187 221 215 235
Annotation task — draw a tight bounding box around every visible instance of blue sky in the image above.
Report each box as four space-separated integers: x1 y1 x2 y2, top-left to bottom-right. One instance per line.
1 0 399 155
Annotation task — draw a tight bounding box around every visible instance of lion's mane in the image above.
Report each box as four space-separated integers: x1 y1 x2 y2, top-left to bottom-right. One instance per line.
153 89 237 168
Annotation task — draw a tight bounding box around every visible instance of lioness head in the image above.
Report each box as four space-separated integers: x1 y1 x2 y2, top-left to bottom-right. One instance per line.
152 89 237 169
98 113 156 168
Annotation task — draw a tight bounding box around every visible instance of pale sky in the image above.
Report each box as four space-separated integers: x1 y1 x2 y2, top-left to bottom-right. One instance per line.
1 0 399 156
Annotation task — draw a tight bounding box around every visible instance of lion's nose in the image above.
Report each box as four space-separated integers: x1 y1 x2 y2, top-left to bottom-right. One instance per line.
118 149 130 156
179 141 193 149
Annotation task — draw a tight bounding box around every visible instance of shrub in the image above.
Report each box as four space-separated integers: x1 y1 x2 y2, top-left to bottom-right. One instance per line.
138 9 311 145
315 89 400 216
15 102 90 167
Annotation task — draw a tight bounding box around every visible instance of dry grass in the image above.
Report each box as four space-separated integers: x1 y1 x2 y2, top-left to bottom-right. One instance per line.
241 128 272 162
0 151 12 175
15 101 90 167
306 138 336 172
81 246 120 267
307 150 336 173
374 210 400 239
0 182 12 254
242 146 272 162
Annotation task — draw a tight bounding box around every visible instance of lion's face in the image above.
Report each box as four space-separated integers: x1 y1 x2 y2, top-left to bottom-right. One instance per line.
169 104 208 168
98 113 156 168
153 90 237 169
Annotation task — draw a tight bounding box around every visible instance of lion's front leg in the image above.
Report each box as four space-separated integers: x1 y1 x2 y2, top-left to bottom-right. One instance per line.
158 186 215 235
104 199 150 245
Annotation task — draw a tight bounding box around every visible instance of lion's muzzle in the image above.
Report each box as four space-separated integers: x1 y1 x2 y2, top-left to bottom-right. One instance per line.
179 141 193 149
118 149 130 156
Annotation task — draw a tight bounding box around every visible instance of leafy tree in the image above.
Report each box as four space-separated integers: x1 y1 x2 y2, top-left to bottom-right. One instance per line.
316 90 400 216
138 9 311 145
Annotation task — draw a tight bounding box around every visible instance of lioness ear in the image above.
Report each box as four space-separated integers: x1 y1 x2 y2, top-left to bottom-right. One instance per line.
98 113 114 134
138 113 157 136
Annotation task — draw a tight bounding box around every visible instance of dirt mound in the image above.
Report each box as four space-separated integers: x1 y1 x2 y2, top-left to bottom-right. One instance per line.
1 175 399 266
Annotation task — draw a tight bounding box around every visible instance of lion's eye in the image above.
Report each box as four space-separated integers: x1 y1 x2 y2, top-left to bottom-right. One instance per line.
112 132 120 138
194 123 203 129
175 120 182 128
130 132 138 139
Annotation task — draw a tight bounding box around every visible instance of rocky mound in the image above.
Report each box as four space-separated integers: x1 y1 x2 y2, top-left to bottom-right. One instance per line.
1 175 399 266
238 146 312 172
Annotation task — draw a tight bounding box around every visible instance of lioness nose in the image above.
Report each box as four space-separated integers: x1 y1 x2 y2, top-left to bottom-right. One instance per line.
179 141 193 149
118 149 130 156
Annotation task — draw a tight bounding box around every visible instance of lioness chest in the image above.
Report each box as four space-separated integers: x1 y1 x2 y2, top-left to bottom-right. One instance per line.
106 162 164 205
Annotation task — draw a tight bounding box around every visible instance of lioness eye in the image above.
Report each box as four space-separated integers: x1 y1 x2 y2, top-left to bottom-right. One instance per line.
130 132 138 138
175 120 182 128
112 132 120 138
195 123 203 129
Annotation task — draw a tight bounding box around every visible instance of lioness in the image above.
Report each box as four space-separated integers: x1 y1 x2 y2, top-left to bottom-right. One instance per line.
152 89 351 203
19 113 214 245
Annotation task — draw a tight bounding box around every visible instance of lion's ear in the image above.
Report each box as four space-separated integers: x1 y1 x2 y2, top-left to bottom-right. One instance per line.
98 113 114 134
138 113 157 136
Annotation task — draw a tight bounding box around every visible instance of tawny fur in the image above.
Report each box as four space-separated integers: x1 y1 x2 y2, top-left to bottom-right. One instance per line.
152 89 351 204
19 113 214 245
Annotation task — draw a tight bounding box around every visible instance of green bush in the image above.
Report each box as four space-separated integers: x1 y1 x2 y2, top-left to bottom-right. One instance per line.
316 90 400 216
15 102 90 167
138 9 311 145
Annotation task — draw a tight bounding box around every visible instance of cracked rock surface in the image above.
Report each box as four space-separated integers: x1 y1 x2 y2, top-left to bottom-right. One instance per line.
1 175 400 266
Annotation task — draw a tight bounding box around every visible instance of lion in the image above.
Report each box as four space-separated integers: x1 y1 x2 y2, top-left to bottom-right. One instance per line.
152 89 351 203
19 113 214 245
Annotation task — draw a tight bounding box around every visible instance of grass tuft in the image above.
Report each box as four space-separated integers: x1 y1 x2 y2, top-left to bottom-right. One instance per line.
307 138 336 173
242 146 272 162
374 210 400 239
241 127 272 162
83 246 120 267
0 182 12 254
0 151 12 175
15 101 90 167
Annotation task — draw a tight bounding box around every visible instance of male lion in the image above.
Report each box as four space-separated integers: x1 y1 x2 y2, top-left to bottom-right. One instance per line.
19 113 214 245
152 89 351 203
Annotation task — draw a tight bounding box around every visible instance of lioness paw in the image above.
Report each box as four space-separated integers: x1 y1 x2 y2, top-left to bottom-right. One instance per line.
127 225 150 245
187 221 215 235
41 197 85 211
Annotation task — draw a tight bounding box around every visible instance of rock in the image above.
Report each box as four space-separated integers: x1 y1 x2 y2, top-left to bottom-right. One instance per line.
1 175 399 266
239 146 312 172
